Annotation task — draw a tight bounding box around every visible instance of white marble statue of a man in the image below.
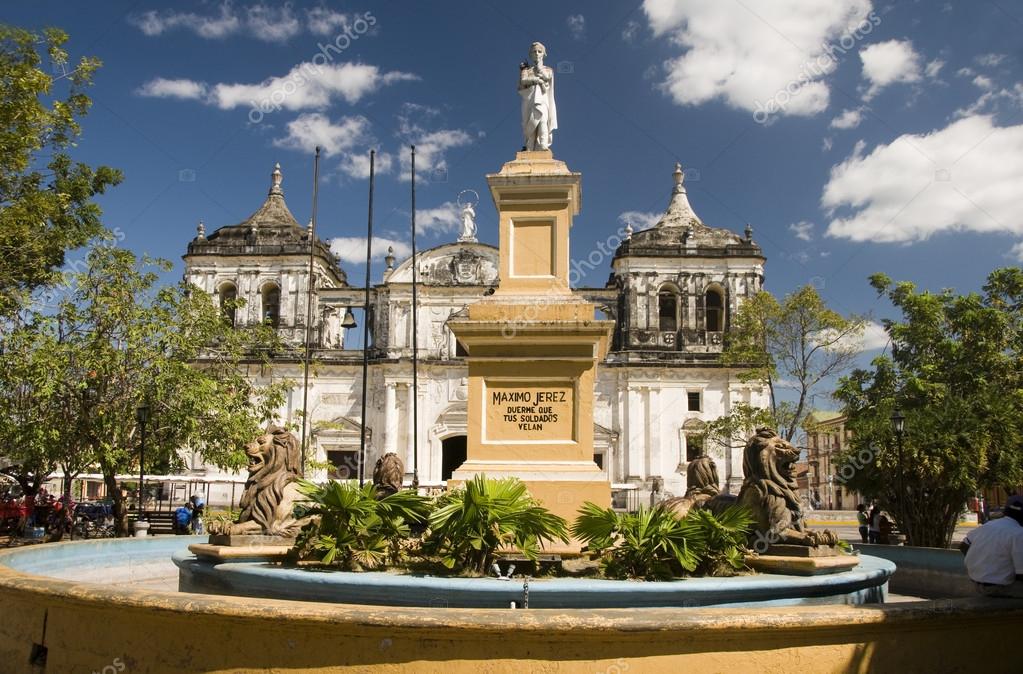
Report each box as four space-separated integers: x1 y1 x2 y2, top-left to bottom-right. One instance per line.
458 202 477 242
519 41 557 151
322 307 341 348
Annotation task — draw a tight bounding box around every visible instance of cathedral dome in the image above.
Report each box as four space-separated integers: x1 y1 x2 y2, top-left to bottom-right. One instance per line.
614 163 762 259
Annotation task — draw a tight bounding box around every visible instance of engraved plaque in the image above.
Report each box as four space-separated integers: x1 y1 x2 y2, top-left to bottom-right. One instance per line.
484 381 574 442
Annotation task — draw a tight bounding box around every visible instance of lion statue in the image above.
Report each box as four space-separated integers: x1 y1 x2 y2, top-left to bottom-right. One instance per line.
210 426 309 539
662 454 733 519
372 452 405 499
737 428 838 549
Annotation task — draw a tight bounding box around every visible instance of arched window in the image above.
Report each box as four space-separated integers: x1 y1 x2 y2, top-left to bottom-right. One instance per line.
658 285 679 332
705 287 723 332
261 284 280 328
218 282 237 327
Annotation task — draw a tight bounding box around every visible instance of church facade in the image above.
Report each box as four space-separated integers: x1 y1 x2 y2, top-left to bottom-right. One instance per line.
182 161 768 507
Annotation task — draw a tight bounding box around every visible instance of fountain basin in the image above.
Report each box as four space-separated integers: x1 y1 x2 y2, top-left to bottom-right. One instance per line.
2 536 1022 673
174 550 893 608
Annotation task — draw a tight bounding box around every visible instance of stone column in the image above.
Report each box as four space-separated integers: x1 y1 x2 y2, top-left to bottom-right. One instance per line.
647 386 660 481
626 385 644 480
383 382 398 457
405 383 416 475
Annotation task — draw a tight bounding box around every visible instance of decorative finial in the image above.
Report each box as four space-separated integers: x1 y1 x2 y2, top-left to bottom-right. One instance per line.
270 162 283 195
385 245 395 271
673 162 684 193
744 223 753 242
196 220 206 240
624 221 633 239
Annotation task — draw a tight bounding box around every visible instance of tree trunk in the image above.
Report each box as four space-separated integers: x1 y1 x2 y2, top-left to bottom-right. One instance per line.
100 459 130 537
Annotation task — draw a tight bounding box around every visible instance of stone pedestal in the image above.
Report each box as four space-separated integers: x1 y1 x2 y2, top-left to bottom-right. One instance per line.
189 535 297 562
448 151 613 552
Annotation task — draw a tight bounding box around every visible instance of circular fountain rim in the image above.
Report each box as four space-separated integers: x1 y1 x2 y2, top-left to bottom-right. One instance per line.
172 548 895 609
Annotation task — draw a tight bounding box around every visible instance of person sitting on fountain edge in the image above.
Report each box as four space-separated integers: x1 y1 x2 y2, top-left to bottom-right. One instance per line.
959 494 1023 598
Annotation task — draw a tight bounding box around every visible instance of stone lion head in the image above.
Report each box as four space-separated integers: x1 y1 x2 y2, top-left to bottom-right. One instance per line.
236 426 301 531
372 452 405 498
743 427 800 500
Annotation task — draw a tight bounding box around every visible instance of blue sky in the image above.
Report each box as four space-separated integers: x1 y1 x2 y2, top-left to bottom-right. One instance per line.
7 0 1023 353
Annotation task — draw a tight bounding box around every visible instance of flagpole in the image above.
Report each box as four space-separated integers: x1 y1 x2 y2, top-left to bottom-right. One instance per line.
300 146 321 478
358 151 375 487
410 145 420 491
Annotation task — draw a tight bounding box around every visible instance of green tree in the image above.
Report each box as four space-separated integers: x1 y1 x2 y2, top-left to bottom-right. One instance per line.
0 314 67 498
705 402 776 462
0 25 122 316
52 246 289 534
834 269 1023 548
723 286 865 441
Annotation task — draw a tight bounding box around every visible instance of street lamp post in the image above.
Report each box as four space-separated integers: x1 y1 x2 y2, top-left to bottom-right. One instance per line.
135 404 150 533
891 408 906 543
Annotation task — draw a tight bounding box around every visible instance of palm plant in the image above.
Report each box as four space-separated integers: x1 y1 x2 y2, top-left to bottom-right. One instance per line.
572 502 702 580
423 475 570 574
684 506 755 576
294 480 431 571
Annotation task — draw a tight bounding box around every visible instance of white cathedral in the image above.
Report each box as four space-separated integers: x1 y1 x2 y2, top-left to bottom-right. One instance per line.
182 161 769 508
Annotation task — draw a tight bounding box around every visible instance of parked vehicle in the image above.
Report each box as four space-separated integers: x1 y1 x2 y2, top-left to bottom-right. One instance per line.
71 501 115 539
0 498 28 533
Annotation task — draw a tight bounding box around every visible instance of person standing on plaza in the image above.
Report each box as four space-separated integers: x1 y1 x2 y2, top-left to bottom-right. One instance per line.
856 504 869 543
190 493 206 535
960 495 1023 598
868 505 881 544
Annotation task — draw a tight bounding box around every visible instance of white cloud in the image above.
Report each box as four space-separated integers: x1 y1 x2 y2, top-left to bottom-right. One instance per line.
305 7 350 36
136 77 207 100
396 105 476 182
622 20 641 43
273 113 372 156
642 0 873 118
130 3 376 41
924 59 945 78
953 84 1023 119
789 221 815 241
617 211 661 230
129 3 239 38
329 236 410 265
245 4 301 42
972 75 995 90
567 14 586 40
830 108 864 130
859 39 922 100
823 115 1023 243
210 62 417 111
338 151 394 180
1010 241 1023 262
859 321 890 351
821 320 889 352
976 53 1006 67
822 136 834 152
956 67 976 78
416 202 461 234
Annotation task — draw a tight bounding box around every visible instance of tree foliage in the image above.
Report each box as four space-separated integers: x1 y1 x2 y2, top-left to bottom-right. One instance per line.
705 402 776 459
0 245 289 534
0 25 122 316
834 269 1023 548
723 286 865 441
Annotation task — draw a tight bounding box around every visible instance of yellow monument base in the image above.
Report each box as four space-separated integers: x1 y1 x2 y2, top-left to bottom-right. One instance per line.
448 151 613 553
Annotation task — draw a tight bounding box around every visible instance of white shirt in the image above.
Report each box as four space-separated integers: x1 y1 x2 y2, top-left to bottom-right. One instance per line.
964 516 1023 585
